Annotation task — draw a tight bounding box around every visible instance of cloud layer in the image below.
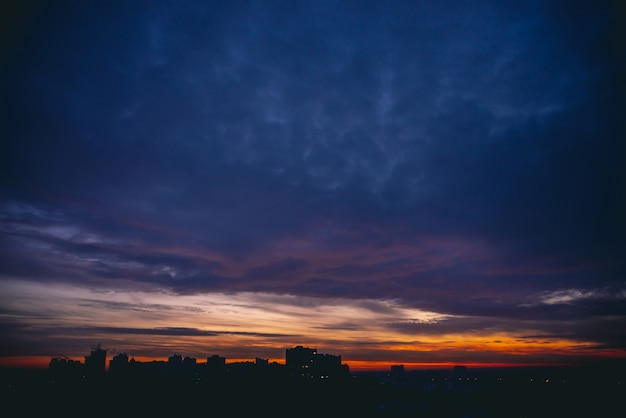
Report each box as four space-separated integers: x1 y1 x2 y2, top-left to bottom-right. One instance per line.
1 0 624 366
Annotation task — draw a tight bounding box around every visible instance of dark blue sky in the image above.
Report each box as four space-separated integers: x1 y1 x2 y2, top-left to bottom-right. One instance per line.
1 0 625 365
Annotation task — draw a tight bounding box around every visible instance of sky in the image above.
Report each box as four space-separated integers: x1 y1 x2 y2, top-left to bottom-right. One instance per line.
1 0 625 370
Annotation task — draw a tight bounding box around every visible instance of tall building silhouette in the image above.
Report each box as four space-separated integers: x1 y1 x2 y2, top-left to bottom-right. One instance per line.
285 346 347 380
84 344 106 378
286 345 317 377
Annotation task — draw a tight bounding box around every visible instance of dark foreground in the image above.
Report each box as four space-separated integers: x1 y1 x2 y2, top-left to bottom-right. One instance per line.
1 363 624 417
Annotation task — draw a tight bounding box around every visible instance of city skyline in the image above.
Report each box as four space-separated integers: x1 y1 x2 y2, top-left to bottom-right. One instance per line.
37 343 625 373
48 344 348 373
13 343 624 417
2 1 625 371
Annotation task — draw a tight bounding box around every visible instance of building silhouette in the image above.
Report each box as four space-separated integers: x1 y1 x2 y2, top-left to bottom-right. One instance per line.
109 352 130 375
285 345 348 380
206 354 226 369
48 356 83 383
286 345 316 377
168 353 183 368
84 344 106 379
33 344 625 417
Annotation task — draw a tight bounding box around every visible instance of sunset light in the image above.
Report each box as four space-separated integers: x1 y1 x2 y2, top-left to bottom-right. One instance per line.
2 0 624 386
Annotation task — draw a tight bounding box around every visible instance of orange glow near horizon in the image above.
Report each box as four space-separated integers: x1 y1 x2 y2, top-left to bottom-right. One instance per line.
4 354 621 372
0 356 52 369
1 280 624 371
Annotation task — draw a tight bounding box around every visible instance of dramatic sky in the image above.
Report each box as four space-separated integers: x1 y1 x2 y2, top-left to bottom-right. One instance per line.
1 0 625 370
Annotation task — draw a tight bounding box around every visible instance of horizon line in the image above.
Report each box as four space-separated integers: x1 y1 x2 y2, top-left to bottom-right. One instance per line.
0 354 607 372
